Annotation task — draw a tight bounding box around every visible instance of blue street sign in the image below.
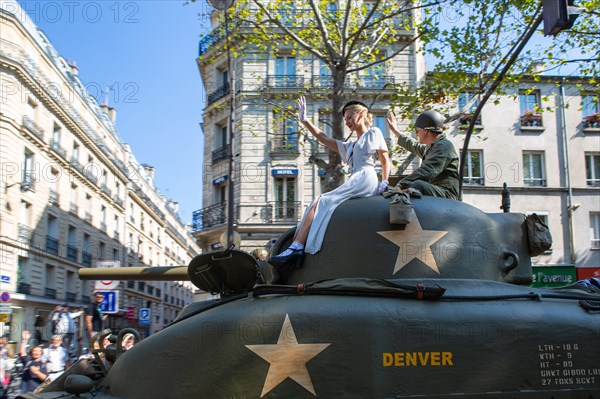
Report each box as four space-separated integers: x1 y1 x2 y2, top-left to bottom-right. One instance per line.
98 291 119 314
1 276 9 283
139 308 150 325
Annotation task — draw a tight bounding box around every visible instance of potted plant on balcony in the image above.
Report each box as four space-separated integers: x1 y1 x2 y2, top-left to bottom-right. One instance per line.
585 112 599 128
521 109 542 126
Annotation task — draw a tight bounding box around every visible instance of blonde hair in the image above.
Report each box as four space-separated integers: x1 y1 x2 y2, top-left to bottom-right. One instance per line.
343 104 373 127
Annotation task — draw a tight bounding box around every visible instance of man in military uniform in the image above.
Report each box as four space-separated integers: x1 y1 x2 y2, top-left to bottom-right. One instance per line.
386 110 459 200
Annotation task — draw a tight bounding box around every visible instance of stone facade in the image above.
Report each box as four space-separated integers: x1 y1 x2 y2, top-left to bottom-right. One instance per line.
0 2 200 342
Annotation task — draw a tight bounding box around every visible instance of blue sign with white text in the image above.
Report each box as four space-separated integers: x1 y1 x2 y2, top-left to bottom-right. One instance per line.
139 308 150 325
98 291 118 314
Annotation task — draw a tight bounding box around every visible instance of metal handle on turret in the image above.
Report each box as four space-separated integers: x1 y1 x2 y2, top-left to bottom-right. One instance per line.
501 251 519 273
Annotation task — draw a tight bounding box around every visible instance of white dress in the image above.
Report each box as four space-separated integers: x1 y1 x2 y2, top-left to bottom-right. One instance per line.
300 127 388 254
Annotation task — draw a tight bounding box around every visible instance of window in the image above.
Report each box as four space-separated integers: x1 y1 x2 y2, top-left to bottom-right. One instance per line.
373 115 392 150
274 177 297 219
585 153 600 187
315 61 332 87
458 92 482 125
214 184 226 204
463 150 484 185
23 148 35 185
519 90 542 127
72 142 80 162
52 123 61 146
582 94 599 128
273 112 298 151
364 51 387 87
275 56 296 87
523 151 546 186
591 213 600 250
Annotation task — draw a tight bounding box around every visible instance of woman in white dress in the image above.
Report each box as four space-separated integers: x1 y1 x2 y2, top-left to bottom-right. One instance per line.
269 96 390 267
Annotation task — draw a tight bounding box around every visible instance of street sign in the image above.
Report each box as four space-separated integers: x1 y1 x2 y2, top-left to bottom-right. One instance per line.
96 260 121 268
0 303 12 314
0 314 9 322
1 292 10 302
1 275 9 284
139 308 150 325
97 290 119 314
94 280 120 290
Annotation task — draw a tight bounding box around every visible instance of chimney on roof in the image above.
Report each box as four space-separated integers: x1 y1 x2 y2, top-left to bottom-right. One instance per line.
68 60 79 76
142 164 155 186
107 106 117 123
168 201 179 213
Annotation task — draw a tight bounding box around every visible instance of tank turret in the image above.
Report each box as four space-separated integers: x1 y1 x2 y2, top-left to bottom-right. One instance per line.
36 196 599 399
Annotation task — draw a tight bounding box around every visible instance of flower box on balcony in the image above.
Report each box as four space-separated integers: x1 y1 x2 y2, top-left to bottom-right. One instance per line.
584 113 599 128
521 110 543 127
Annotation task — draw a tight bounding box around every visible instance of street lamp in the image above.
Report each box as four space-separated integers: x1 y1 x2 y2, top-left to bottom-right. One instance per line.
207 0 236 248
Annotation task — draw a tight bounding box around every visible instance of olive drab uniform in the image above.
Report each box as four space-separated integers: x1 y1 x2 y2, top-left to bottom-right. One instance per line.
397 132 459 199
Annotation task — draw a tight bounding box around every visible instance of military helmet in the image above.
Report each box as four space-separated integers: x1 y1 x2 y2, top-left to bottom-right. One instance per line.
415 110 445 133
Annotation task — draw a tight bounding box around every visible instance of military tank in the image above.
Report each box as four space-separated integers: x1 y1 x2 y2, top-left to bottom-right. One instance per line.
23 195 600 399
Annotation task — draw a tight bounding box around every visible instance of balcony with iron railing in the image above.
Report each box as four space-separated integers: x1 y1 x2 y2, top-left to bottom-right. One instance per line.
360 75 395 88
45 287 57 299
207 82 230 105
22 115 45 141
264 75 305 89
69 203 79 215
18 224 33 244
193 201 302 232
49 189 60 206
192 202 227 231
212 145 229 164
50 139 67 159
269 136 300 155
46 235 59 255
67 244 78 262
100 222 107 232
101 184 112 197
17 282 31 295
84 212 93 224
82 251 92 266
66 292 77 302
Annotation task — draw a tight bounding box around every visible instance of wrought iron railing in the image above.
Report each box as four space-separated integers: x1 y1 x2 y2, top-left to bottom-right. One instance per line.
269 137 300 153
67 244 78 262
212 145 229 164
22 115 45 141
265 75 305 88
66 292 77 302
46 235 59 255
45 287 57 299
192 202 227 231
207 82 230 105
18 224 33 244
82 251 92 266
17 282 31 295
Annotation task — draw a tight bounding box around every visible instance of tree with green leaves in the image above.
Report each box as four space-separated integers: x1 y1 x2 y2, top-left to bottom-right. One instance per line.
195 0 598 194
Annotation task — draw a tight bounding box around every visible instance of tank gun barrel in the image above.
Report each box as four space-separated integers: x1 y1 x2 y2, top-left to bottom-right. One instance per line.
79 266 188 281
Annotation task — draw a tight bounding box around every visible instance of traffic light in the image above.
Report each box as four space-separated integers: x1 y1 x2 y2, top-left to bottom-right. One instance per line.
542 0 580 36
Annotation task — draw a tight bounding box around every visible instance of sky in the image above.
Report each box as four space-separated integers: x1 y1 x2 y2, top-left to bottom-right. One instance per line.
15 0 212 224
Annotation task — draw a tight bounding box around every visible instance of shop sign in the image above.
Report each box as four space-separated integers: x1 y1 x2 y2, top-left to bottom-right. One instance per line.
531 266 576 287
